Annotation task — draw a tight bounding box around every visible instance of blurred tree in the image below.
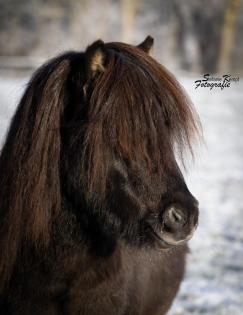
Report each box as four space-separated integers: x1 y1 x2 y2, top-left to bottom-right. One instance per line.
190 0 227 73
0 0 242 73
172 0 200 72
171 0 231 73
121 0 140 41
0 0 38 56
218 0 240 73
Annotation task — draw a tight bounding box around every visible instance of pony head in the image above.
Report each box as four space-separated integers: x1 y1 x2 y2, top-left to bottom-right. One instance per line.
0 36 200 287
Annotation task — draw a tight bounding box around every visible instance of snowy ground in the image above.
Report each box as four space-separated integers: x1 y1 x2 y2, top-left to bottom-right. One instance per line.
169 77 243 315
0 74 243 314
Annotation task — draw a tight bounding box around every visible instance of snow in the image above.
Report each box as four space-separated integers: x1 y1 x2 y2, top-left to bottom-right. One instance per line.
0 74 243 314
169 77 243 315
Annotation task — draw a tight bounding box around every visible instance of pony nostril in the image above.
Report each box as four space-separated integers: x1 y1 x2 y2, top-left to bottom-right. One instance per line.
169 207 183 223
163 207 185 231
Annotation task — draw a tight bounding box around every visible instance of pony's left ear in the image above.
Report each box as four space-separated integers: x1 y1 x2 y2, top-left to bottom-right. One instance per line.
137 35 154 54
85 40 106 78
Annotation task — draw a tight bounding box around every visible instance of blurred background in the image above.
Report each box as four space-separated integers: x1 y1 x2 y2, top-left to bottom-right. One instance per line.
0 1 243 314
0 0 243 74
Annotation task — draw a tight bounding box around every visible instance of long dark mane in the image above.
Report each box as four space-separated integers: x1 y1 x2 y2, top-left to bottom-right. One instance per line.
0 40 200 290
0 57 70 287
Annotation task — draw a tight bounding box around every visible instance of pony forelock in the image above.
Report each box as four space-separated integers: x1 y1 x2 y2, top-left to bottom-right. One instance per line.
79 42 201 200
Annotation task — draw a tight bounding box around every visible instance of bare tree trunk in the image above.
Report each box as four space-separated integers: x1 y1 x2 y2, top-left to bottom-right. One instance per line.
173 1 200 72
121 0 139 42
95 0 110 39
218 0 240 73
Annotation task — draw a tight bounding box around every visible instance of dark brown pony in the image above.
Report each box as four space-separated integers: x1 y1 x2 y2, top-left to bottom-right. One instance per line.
0 36 200 314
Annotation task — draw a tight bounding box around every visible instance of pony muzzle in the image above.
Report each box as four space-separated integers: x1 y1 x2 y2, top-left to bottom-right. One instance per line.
153 203 199 248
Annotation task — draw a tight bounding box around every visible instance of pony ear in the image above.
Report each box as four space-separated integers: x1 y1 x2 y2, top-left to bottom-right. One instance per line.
137 36 154 54
0 57 70 288
85 40 106 78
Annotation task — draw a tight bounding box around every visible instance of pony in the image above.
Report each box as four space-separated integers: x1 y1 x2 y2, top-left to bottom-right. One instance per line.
0 36 200 314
